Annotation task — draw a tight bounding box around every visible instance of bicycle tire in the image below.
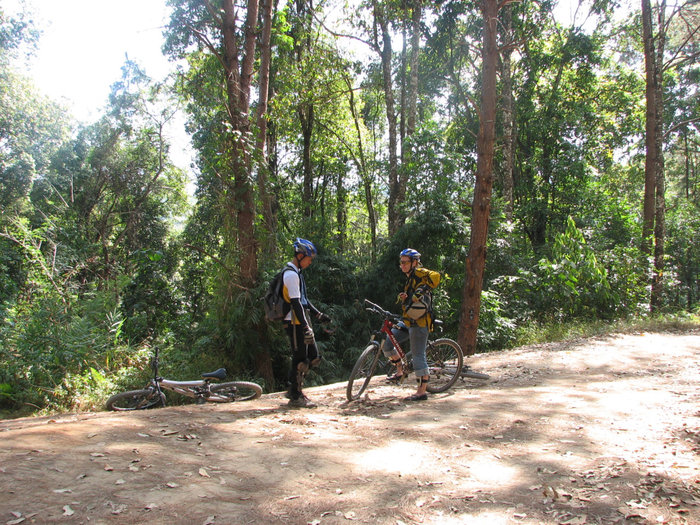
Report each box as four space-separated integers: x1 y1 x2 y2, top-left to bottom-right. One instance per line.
346 343 382 401
425 338 463 393
106 388 165 411
208 381 262 402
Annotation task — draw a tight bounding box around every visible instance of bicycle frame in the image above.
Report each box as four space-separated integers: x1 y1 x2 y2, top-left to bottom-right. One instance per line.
378 318 407 361
156 378 214 399
146 347 224 402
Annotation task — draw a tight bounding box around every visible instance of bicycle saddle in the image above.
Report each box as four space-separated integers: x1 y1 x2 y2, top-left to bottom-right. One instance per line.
202 368 227 380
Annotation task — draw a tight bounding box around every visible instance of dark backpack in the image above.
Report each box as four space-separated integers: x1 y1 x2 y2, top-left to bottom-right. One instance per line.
263 267 291 322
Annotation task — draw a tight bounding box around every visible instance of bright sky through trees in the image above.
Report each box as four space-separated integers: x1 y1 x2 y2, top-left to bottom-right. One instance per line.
5 0 591 174
5 0 194 174
7 0 592 121
6 0 172 122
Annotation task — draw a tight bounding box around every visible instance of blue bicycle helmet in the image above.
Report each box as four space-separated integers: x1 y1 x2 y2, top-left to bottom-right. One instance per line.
400 248 421 260
293 238 317 257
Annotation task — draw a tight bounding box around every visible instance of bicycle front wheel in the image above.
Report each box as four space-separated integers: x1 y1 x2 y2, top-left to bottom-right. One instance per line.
426 338 463 393
209 381 262 402
106 388 165 411
346 343 382 401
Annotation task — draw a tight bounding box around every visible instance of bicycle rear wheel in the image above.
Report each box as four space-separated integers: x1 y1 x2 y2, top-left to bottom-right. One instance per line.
106 388 165 411
425 338 463 393
209 381 262 402
346 343 382 401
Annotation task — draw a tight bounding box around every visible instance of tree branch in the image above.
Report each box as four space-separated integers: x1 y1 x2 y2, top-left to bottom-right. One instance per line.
186 23 227 72
665 117 700 138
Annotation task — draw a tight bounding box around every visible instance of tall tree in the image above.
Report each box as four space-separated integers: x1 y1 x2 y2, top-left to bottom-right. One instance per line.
499 4 515 221
165 0 274 288
372 0 402 234
457 0 500 354
164 0 280 385
348 0 425 235
256 0 276 249
641 0 659 259
640 0 699 310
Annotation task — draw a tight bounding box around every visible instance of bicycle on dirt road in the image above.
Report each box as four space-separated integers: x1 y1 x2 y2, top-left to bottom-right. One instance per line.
106 347 262 411
346 300 488 401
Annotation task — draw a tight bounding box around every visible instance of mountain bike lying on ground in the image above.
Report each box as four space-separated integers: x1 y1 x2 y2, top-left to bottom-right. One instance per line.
346 299 486 401
106 347 262 411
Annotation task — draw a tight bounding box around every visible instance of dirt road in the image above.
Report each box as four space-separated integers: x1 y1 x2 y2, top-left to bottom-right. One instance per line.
1 330 699 525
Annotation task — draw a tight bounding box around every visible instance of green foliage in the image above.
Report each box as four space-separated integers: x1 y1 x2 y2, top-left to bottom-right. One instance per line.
476 290 517 350
0 69 70 211
663 198 700 311
511 217 618 321
120 249 179 342
488 213 647 331
514 312 700 349
0 290 126 411
0 237 25 321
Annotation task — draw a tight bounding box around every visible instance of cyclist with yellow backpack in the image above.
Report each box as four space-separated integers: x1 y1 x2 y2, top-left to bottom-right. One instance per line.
384 248 440 401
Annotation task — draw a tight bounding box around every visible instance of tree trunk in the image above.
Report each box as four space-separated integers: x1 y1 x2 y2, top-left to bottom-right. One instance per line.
650 1 666 311
374 3 401 235
346 74 378 260
458 0 499 355
641 0 657 257
499 5 514 222
221 0 259 287
642 0 667 311
400 16 407 152
395 0 421 224
252 0 277 388
256 0 276 249
406 0 421 138
336 169 347 251
299 104 314 218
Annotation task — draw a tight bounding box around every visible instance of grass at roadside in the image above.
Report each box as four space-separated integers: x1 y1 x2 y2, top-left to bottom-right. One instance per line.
513 311 700 348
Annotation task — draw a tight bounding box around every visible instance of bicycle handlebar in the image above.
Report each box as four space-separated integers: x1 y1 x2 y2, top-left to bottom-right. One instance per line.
364 299 401 322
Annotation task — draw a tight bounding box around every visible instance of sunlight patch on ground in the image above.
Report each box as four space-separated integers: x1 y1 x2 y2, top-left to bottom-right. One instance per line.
467 455 520 485
352 439 433 474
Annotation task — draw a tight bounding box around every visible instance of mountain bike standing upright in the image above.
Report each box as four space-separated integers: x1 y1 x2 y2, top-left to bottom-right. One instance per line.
106 347 262 411
346 299 466 401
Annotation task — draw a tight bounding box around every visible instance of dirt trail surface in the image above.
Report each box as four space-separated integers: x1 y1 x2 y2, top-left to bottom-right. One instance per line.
1 331 699 525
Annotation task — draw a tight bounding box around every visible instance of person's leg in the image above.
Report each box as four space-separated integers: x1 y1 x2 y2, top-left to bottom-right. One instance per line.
286 323 317 407
407 325 429 400
286 323 306 400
